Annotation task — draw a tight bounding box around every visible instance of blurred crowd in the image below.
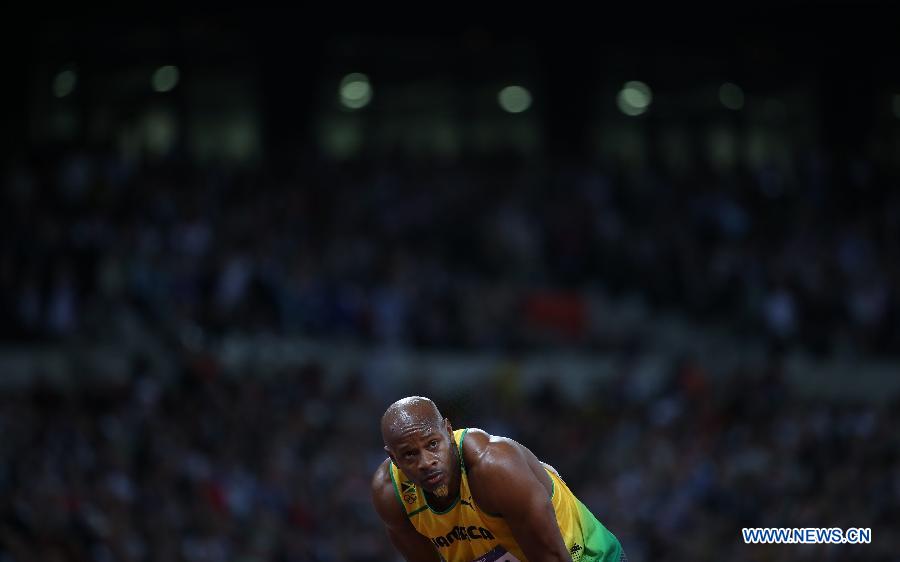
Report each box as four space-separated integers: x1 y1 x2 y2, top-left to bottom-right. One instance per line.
3 146 900 356
0 352 896 562
3 137 899 561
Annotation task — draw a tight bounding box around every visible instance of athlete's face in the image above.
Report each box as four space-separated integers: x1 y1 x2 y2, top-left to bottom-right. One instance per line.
386 418 456 497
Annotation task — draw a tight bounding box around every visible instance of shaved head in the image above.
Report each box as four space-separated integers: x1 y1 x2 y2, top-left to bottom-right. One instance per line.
380 396 457 499
381 396 444 446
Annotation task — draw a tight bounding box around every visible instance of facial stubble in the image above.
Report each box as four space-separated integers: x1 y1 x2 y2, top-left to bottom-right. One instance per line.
433 483 449 497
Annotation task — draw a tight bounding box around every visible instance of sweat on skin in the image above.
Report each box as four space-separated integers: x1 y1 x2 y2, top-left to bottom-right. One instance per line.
381 396 457 499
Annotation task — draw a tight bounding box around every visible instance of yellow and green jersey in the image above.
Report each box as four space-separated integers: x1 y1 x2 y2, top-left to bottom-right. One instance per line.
388 429 624 562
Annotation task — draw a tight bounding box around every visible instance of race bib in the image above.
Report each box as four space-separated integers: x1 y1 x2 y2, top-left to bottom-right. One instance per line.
471 546 522 562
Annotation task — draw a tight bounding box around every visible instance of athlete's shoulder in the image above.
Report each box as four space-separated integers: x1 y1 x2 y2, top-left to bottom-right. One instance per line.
460 428 547 516
371 458 404 525
372 455 393 480
370 457 393 501
460 427 521 473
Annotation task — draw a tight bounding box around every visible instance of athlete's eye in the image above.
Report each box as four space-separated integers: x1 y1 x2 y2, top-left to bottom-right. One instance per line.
428 440 438 448
404 451 416 458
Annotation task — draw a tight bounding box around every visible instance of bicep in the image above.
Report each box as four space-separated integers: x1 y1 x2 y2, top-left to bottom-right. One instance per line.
474 446 569 560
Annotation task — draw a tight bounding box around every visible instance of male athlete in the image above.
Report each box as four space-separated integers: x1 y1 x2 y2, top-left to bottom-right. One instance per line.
371 396 626 561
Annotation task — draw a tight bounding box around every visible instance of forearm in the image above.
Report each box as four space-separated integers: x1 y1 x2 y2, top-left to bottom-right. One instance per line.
386 528 441 562
510 500 572 561
519 542 572 562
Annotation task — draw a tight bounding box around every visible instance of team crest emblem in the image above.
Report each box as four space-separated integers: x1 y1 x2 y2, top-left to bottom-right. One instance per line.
402 481 417 504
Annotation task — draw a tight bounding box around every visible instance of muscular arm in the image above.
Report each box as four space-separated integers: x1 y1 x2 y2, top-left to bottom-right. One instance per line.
464 430 571 562
371 460 441 562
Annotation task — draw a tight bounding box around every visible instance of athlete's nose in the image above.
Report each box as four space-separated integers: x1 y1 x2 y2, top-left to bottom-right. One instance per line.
418 450 438 472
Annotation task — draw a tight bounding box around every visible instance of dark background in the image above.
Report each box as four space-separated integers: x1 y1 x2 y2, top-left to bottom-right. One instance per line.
1 6 899 561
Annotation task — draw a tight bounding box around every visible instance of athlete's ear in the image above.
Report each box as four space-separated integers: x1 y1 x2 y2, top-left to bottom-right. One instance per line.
445 418 453 436
384 445 396 464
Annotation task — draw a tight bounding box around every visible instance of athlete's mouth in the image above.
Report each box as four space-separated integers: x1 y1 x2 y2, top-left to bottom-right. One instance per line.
423 471 443 486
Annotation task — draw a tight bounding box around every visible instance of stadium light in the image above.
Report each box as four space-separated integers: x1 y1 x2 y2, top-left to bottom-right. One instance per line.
719 82 744 110
339 73 373 110
152 66 180 93
53 69 77 98
498 85 532 113
617 81 652 116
